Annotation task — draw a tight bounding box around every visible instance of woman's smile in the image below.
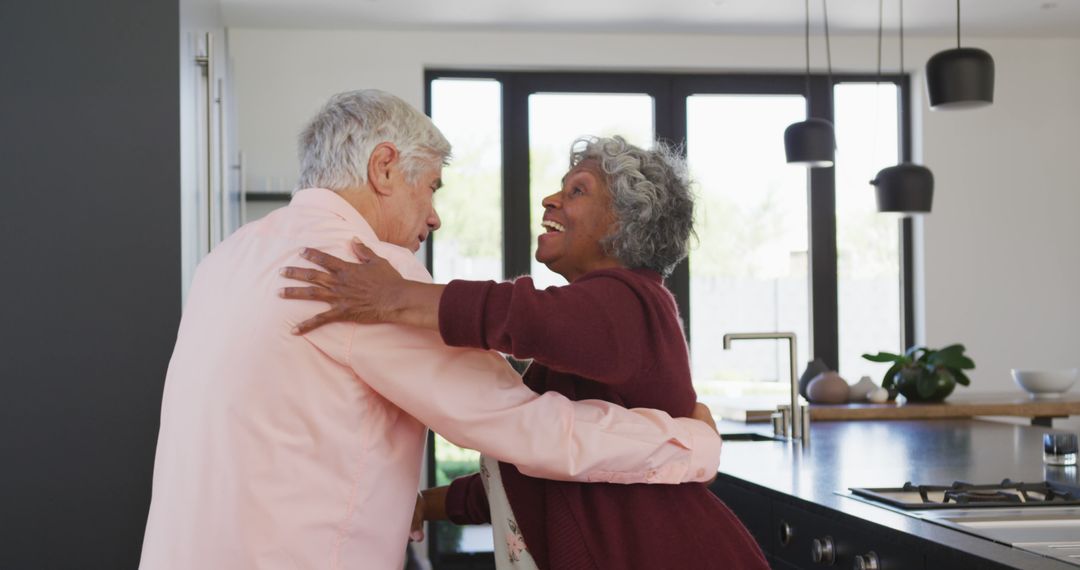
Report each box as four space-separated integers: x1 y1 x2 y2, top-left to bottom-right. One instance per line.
540 220 566 233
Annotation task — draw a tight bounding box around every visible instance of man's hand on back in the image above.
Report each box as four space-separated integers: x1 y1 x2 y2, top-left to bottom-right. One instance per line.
690 403 719 485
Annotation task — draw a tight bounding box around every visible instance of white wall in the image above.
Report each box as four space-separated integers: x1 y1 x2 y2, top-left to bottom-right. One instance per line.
918 38 1080 391
229 28 1080 400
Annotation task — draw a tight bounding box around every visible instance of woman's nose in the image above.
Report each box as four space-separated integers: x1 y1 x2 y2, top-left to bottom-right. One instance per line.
541 192 560 209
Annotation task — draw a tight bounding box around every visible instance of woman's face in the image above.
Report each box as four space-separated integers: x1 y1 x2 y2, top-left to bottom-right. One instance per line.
535 159 621 282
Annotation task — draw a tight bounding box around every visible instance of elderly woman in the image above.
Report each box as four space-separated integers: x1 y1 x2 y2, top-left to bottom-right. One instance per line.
282 136 767 569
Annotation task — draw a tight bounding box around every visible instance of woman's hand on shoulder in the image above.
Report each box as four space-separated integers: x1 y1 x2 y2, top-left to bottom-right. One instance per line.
279 238 406 333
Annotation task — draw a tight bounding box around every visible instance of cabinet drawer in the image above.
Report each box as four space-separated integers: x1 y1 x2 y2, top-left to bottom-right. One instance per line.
772 502 923 570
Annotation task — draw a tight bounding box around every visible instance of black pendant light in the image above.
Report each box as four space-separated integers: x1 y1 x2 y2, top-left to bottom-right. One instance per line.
872 0 934 214
873 163 933 212
925 0 994 109
785 0 835 167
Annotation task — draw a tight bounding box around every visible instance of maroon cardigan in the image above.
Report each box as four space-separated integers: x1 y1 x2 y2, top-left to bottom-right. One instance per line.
440 268 768 570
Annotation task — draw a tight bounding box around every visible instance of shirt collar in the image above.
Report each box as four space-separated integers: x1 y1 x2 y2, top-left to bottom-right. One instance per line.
290 188 379 244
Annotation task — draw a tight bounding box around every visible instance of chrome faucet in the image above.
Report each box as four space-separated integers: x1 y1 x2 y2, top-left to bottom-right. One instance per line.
722 332 803 440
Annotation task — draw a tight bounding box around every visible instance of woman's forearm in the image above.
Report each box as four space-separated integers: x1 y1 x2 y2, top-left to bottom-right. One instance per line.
388 281 444 331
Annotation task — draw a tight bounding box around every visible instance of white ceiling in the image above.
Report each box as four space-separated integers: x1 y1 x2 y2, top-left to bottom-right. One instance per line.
221 0 1080 37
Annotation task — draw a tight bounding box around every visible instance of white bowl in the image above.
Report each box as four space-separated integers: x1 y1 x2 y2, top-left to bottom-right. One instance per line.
1011 368 1079 399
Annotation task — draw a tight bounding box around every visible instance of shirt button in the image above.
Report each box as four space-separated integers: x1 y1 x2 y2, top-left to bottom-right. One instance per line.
646 469 657 481
697 468 706 478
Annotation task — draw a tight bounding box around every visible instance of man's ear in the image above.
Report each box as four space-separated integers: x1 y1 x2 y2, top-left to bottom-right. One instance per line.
367 142 399 197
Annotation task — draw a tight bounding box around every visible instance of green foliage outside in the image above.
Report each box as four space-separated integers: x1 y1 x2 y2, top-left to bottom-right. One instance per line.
436 138 503 261
432 436 482 552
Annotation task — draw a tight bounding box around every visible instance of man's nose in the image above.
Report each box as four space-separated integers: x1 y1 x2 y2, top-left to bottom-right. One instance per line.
428 209 442 232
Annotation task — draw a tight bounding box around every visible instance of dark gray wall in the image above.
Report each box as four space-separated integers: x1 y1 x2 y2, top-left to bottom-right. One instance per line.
0 1 180 568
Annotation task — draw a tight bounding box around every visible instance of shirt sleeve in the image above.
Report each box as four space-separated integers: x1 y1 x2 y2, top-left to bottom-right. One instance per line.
296 241 720 485
445 474 491 525
342 319 719 484
437 275 648 385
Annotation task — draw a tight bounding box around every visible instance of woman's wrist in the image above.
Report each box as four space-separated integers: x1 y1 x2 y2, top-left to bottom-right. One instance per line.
421 486 450 521
390 282 444 331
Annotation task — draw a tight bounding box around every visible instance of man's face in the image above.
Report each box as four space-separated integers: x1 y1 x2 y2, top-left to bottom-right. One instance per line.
381 159 443 252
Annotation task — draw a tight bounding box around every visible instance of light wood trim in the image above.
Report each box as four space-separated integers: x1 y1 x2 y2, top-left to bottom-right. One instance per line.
808 392 1080 421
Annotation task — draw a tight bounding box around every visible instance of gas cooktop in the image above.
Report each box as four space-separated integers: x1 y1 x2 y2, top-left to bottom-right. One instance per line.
850 479 1080 510
846 480 1080 567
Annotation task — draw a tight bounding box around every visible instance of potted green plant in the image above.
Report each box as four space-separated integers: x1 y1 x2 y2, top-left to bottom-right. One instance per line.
861 344 975 402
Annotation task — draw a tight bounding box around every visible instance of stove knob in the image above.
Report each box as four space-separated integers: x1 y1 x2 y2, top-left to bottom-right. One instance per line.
811 536 835 565
854 551 880 570
779 521 793 547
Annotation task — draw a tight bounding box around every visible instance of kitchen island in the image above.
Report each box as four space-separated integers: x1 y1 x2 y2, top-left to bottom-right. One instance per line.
710 419 1080 569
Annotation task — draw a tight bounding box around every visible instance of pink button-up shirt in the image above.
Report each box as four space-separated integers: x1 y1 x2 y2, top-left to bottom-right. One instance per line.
139 188 721 570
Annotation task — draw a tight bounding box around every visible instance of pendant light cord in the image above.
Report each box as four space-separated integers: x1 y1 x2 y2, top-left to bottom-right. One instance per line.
899 0 906 140
804 0 811 100
956 0 961 48
823 0 833 88
873 0 883 165
876 0 883 83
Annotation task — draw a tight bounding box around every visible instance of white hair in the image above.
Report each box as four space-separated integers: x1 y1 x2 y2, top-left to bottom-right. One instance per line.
297 90 451 191
570 136 695 277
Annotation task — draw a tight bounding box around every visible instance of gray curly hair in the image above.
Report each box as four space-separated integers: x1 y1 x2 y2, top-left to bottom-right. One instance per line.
570 136 695 276
297 89 451 191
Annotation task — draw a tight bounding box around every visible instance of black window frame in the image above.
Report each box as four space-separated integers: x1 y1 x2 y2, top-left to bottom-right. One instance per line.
423 70 915 569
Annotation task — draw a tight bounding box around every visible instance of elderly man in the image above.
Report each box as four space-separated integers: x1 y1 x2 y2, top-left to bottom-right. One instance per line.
139 90 720 570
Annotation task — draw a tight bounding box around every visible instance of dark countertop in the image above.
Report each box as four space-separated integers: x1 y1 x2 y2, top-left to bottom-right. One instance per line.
715 418 1080 569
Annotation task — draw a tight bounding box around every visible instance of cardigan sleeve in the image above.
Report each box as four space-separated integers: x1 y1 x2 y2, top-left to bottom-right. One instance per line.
437 272 649 385
445 473 492 525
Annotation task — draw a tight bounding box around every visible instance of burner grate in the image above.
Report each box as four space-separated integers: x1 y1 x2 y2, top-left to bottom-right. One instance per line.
943 489 1022 505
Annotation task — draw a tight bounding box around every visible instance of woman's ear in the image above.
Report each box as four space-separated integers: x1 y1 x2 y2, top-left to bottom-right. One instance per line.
367 142 399 197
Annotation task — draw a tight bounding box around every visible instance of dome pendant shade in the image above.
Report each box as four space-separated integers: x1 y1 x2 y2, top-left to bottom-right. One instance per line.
871 163 934 213
784 118 836 167
926 47 995 109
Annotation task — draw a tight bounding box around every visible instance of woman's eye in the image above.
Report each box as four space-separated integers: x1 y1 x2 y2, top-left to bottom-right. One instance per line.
571 186 583 196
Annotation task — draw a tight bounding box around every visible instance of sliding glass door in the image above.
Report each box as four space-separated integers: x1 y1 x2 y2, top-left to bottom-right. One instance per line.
684 93 810 402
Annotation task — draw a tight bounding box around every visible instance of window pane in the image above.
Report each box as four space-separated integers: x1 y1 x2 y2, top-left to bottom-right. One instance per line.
430 433 491 553
431 79 503 282
429 78 501 554
527 93 654 288
834 83 902 382
686 95 810 408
